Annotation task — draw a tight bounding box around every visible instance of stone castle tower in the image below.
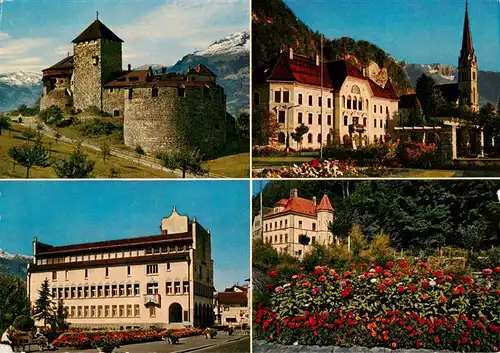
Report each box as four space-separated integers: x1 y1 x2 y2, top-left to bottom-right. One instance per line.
72 17 123 111
458 0 479 112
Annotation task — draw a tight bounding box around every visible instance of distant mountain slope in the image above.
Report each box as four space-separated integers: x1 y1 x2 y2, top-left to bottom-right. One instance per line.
405 64 500 106
0 249 32 279
252 0 413 96
0 72 42 112
168 31 250 117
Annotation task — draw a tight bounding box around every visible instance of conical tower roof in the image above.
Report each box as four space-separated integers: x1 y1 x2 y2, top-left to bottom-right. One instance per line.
460 0 474 58
317 194 334 213
72 19 123 44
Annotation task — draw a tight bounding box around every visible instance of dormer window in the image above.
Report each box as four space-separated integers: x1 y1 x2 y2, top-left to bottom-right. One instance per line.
92 56 99 66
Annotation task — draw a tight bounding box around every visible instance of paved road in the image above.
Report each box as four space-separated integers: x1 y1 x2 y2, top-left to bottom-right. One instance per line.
48 334 249 353
18 117 226 179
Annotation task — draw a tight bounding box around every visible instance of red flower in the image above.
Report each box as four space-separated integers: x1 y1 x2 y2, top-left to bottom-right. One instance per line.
422 281 429 289
408 285 417 292
314 266 324 275
434 336 440 344
374 266 383 273
434 270 444 278
385 261 393 268
462 337 469 344
398 285 405 293
318 275 326 282
439 296 447 303
269 269 280 278
399 260 408 269
310 159 320 168
303 282 311 288
378 284 387 292
495 266 500 273
474 339 481 346
482 268 493 275
416 340 422 348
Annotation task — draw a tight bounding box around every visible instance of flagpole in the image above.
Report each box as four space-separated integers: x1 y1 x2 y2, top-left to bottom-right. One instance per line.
320 35 324 160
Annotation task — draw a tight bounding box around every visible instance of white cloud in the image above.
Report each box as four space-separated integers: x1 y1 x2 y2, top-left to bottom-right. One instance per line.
0 37 51 57
54 45 72 57
12 57 41 64
0 32 8 40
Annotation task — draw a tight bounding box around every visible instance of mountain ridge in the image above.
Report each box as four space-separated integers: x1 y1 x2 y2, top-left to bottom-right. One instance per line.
0 248 32 279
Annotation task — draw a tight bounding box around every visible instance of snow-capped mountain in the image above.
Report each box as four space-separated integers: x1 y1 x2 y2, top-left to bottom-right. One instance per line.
194 31 249 57
0 71 42 86
0 72 42 112
0 248 32 279
405 63 500 106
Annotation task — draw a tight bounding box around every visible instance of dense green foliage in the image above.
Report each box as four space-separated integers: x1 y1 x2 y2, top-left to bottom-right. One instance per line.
14 104 40 117
39 105 64 125
0 273 30 331
80 119 121 137
157 149 208 178
54 144 95 178
33 279 55 327
252 0 413 95
0 115 12 135
8 141 52 178
256 180 500 250
12 315 34 331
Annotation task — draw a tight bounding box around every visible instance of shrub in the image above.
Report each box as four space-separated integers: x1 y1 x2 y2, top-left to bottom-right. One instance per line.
39 105 64 125
395 141 440 168
79 119 120 137
252 145 282 157
322 144 389 166
12 315 34 331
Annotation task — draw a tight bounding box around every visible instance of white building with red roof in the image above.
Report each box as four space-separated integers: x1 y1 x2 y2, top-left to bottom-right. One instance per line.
253 48 399 149
261 189 334 258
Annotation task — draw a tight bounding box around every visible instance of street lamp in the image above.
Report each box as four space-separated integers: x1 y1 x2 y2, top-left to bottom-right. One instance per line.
186 255 191 327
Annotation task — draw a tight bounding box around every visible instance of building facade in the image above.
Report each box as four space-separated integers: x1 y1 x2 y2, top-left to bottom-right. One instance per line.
260 189 334 258
27 207 214 330
214 285 249 326
40 18 227 156
253 49 399 149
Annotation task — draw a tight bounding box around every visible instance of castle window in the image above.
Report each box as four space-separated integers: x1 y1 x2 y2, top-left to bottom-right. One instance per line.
298 112 303 124
308 95 313 106
318 114 321 125
253 92 260 105
113 110 120 117
152 86 159 97
344 116 348 126
178 87 186 98
327 98 332 108
128 88 133 100
347 96 352 109
327 115 332 125
278 111 285 123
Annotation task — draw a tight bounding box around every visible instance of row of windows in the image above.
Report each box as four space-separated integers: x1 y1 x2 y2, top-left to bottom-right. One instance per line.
278 132 334 145
52 263 173 281
342 116 388 128
39 245 188 266
342 96 366 111
271 91 333 108
69 304 141 319
265 220 316 231
144 281 190 295
265 234 318 245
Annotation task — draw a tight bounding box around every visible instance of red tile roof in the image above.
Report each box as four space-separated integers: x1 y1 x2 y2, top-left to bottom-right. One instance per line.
265 193 334 218
317 195 334 213
217 292 248 306
256 51 399 100
189 64 217 77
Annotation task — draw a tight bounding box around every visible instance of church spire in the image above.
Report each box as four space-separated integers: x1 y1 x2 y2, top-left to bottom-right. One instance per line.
461 0 474 58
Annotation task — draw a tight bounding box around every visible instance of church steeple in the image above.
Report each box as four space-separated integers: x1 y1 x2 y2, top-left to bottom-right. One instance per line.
460 0 474 58
458 0 479 112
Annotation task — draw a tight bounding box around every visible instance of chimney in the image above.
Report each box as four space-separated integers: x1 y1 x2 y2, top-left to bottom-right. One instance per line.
289 47 294 60
312 196 317 206
290 189 298 198
127 64 131 72
316 54 320 66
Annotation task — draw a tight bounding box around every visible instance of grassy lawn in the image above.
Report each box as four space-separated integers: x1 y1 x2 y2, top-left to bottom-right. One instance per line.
206 153 249 178
252 156 314 168
0 124 177 178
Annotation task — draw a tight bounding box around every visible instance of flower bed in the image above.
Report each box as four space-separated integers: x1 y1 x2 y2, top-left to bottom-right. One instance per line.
255 262 500 351
52 328 203 348
256 159 360 178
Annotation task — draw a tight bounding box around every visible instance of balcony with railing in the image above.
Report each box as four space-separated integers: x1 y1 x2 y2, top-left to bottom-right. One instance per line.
143 294 161 306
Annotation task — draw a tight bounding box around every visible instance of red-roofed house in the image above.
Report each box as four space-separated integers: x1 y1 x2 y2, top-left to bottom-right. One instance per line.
253 48 400 149
259 189 334 258
214 286 249 326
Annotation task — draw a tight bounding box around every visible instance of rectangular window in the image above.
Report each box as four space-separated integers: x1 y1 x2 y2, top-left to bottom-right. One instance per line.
127 266 131 276
91 306 96 318
71 307 75 318
166 263 171 271
149 306 156 318
84 269 88 279
134 284 140 296
363 117 367 126
105 285 110 297
283 91 290 103
119 305 125 317
327 115 332 125
278 111 285 124
166 281 173 294
112 306 117 318
344 116 348 126
84 286 89 298
312 223 316 231
327 98 332 108
84 306 89 318
119 284 125 296
91 286 96 298
77 306 82 318
112 285 117 297
97 286 103 297
308 113 313 125
134 305 140 318
298 221 303 228
52 271 57 280
65 271 68 281
183 281 190 293
105 267 109 278
175 281 181 294
308 95 313 106
127 305 132 317
374 119 377 128
374 105 377 113
147 283 159 295
274 91 281 103
98 306 103 318
298 112 303 124
318 114 321 125
298 94 303 105
128 89 133 100
146 264 159 275
184 311 189 322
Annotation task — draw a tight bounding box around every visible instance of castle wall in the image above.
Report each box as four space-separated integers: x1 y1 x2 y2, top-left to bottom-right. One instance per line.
103 88 125 117
73 40 103 110
40 76 73 111
123 85 227 157
101 40 123 83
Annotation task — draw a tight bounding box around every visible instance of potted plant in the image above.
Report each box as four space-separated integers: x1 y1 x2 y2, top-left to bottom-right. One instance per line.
202 328 217 339
92 338 119 353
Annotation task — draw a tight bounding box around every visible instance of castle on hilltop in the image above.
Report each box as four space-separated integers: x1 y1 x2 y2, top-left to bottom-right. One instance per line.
40 17 227 155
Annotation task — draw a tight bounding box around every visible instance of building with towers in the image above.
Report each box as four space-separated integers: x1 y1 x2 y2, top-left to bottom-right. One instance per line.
258 189 334 258
27 207 215 329
40 16 228 156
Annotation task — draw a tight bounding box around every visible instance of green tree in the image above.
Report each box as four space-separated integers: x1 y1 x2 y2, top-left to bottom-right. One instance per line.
236 112 250 140
33 279 54 327
415 73 449 119
100 140 112 164
8 142 52 178
252 106 280 146
290 124 309 152
12 315 35 331
157 149 208 178
50 299 69 330
54 144 95 178
39 105 64 125
22 128 37 141
0 273 30 331
0 115 12 135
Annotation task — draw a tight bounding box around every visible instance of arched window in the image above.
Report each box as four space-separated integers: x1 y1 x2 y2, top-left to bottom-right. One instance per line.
253 92 260 105
308 133 313 144
358 99 362 111
342 96 346 108
317 134 322 143
353 97 357 110
347 96 352 109
278 132 286 144
351 85 361 94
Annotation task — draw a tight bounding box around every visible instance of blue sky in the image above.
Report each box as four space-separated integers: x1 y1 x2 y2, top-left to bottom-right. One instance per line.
285 0 500 72
0 181 250 291
0 0 249 73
